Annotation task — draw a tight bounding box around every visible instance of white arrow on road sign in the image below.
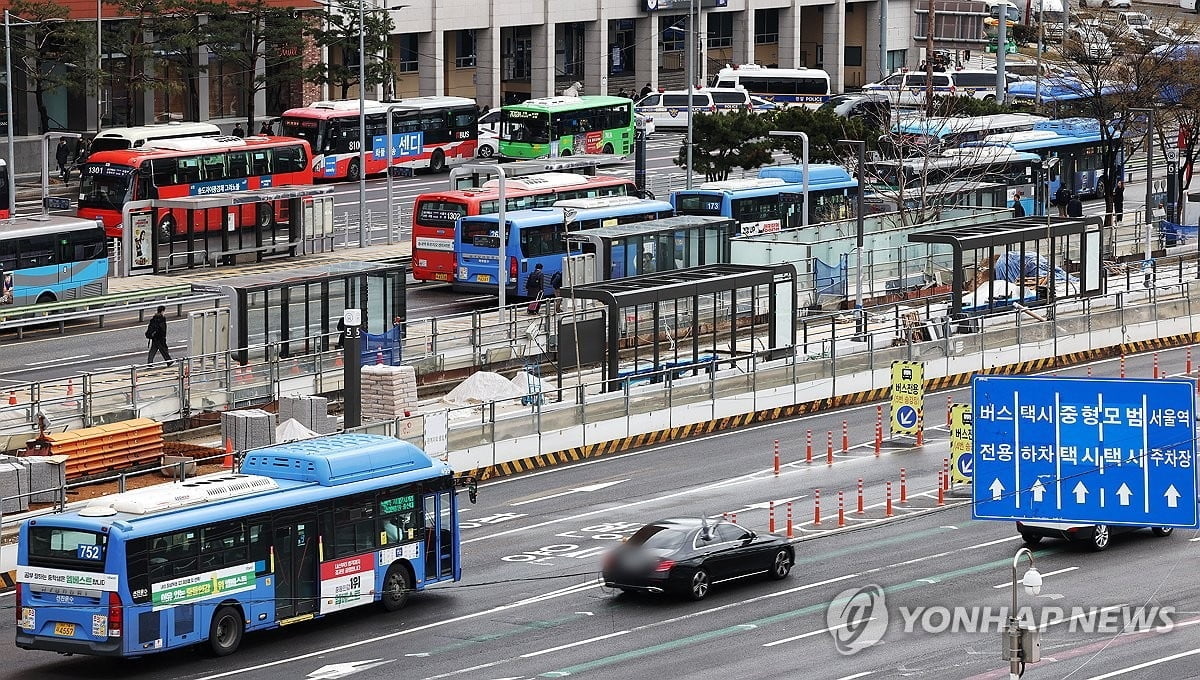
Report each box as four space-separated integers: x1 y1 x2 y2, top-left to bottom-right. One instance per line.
990 478 1005 501
1116 483 1134 506
1031 480 1045 503
510 480 628 506
1073 481 1089 504
1165 485 1182 508
308 660 394 680
896 405 919 428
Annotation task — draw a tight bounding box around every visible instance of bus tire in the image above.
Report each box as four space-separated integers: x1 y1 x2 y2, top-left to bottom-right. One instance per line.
559 149 572 157
429 149 446 173
208 606 244 657
379 563 412 612
158 215 176 242
347 158 361 182
35 292 56 305
602 143 614 155
256 203 274 229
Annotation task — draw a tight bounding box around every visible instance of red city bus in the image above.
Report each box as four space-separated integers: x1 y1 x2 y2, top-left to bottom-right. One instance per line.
280 96 478 181
77 136 312 238
411 172 638 283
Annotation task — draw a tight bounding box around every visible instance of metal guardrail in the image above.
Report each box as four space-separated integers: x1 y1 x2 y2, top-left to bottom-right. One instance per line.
0 287 224 339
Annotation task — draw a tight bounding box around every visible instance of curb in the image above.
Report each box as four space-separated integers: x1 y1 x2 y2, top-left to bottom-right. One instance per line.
459 331 1199 482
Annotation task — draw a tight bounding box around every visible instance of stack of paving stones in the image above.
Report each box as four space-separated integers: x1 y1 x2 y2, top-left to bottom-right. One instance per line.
220 409 276 454
278 396 337 434
0 455 66 512
360 365 419 422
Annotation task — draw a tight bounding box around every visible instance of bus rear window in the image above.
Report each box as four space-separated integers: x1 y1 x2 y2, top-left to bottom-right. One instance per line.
461 220 500 248
674 194 724 216
27 526 108 571
416 200 467 226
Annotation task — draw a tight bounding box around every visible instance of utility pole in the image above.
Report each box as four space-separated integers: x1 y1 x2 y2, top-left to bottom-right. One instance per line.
925 0 935 118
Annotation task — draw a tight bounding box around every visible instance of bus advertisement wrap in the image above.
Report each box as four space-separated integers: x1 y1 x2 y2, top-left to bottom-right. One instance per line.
372 131 425 160
151 563 257 608
320 554 376 614
17 566 120 592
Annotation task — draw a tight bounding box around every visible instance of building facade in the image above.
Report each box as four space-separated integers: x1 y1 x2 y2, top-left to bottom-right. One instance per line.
2 0 915 135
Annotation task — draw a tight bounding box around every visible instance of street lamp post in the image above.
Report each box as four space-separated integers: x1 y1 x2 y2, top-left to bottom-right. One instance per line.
96 0 103 133
356 0 367 248
768 130 810 228
1130 107 1154 287
463 163 508 318
4 11 15 220
1005 547 1043 680
839 139 867 341
686 0 697 189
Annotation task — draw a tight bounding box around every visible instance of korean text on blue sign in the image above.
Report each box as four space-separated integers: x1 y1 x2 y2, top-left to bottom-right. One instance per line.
972 376 1198 528
372 131 425 160
188 178 249 196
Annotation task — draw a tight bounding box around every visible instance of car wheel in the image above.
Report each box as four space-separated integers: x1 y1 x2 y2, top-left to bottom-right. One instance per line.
769 549 792 580
686 568 710 601
208 606 243 657
347 158 361 182
379 564 412 612
477 143 495 158
1152 527 1174 537
983 95 996 103
1087 525 1111 551
1101 0 1109 6
1020 532 1043 545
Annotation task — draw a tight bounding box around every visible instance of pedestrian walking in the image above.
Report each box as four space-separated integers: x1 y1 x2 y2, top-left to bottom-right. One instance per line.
1067 192 1084 218
1114 179 1125 222
232 123 245 138
146 305 172 365
1012 190 1026 218
259 119 273 135
1054 185 1071 217
525 263 546 313
74 136 91 167
56 137 71 182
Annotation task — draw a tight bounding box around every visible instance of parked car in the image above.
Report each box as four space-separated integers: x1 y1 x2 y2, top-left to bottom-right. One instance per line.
478 108 501 136
1064 25 1114 62
749 95 780 112
476 129 498 158
1017 520 1174 551
601 517 793 600
634 87 757 129
819 92 892 122
1079 0 1130 8
862 69 1016 106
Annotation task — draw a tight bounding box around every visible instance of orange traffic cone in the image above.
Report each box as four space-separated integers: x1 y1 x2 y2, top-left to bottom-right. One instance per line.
222 439 234 470
7 390 15 405
334 352 344 368
290 359 301 376
65 379 77 408
375 351 384 365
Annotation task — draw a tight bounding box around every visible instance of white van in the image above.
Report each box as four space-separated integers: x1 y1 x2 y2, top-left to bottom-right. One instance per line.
633 87 754 129
1032 0 1066 41
861 69 1017 107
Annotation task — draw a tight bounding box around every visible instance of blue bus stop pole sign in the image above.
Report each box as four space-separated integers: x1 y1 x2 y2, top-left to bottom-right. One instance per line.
972 375 1199 528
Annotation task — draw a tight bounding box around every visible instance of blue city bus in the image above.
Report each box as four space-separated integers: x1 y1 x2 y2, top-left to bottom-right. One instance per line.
964 118 1124 199
453 196 675 296
0 215 109 306
562 215 737 282
889 113 1047 151
865 147 1042 214
15 434 476 658
670 164 859 235
1007 78 1126 119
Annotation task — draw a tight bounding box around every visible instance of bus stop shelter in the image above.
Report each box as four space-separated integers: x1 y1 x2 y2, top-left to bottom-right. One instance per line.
907 216 1103 321
119 184 336 275
556 263 798 391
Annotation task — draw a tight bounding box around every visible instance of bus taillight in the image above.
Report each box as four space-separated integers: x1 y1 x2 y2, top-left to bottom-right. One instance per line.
107 592 123 638
508 256 519 282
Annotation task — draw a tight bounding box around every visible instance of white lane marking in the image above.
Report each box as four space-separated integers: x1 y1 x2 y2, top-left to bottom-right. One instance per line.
834 674 876 680
1083 648 1200 679
509 480 628 506
26 355 88 366
992 566 1079 588
518 630 631 658
763 618 872 647
1041 604 1126 630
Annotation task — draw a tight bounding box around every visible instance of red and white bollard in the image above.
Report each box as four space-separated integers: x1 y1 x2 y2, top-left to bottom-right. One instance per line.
773 439 781 476
1087 364 1093 377
769 500 776 533
786 502 794 538
1120 355 1126 378
838 491 846 528
943 458 951 491
900 468 908 503
1188 347 1193 375
916 426 924 447
842 420 849 453
806 430 813 464
813 489 821 525
857 478 865 514
827 431 834 466
886 481 894 517
731 513 737 525
874 423 882 457
937 472 946 506
947 395 953 426
1154 352 1160 379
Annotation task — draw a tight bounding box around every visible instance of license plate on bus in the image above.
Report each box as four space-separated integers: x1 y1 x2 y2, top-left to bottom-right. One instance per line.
477 274 491 283
54 622 75 637
434 273 450 281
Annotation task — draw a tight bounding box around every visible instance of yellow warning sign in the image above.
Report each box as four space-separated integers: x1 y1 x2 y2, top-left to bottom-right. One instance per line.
949 403 973 486
889 361 925 436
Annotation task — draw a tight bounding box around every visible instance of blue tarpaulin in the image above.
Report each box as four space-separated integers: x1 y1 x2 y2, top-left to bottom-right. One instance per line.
1161 222 1197 246
814 254 847 297
992 252 1075 284
360 325 403 366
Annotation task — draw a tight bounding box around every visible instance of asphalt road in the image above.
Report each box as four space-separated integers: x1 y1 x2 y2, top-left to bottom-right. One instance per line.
3 350 1198 679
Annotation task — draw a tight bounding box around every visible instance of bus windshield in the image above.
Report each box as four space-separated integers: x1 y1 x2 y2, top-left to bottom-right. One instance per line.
502 110 551 144
78 165 133 211
280 117 323 152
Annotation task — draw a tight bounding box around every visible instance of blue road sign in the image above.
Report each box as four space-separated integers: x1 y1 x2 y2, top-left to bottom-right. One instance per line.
372 131 425 160
956 451 974 478
972 376 1199 528
895 405 919 429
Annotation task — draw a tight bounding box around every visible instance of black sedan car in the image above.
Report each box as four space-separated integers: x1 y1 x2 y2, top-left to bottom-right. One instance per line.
601 518 794 601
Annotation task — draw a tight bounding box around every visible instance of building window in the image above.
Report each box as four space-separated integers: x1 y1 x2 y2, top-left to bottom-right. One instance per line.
844 46 863 67
754 9 778 45
887 49 907 72
662 15 686 52
397 34 418 73
455 30 476 68
208 56 243 119
707 13 733 49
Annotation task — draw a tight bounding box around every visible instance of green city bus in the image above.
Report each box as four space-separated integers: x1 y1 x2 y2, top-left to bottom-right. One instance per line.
499 96 634 159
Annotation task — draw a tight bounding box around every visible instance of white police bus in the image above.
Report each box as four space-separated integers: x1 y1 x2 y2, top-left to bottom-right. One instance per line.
712 63 832 108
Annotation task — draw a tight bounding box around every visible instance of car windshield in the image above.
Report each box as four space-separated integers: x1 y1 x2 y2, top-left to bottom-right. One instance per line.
626 524 690 550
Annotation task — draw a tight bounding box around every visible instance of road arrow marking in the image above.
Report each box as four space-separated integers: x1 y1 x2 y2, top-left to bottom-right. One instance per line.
990 478 1005 501
1073 481 1089 504
1165 485 1181 508
1031 480 1045 503
511 480 629 506
1116 483 1133 506
307 660 394 679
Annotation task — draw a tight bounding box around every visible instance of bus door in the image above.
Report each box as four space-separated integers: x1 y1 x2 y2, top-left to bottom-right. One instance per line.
423 491 456 581
273 513 318 620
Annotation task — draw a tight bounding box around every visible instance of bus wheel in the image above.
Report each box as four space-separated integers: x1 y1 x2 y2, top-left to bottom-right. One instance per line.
429 149 446 173
208 606 244 657
256 203 274 229
35 292 56 305
380 564 412 612
158 215 176 242
559 149 572 157
347 159 361 182
602 143 614 155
